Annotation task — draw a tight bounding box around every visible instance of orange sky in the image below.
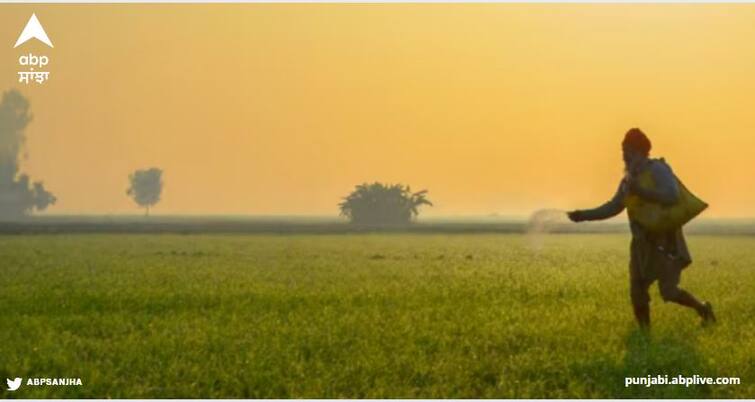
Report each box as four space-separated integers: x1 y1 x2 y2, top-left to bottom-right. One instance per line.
1 4 755 217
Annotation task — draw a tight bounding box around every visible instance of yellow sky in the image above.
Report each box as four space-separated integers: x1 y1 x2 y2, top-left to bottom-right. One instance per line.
1 4 755 217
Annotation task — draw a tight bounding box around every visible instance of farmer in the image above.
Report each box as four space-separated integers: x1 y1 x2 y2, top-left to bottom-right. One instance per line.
567 128 715 329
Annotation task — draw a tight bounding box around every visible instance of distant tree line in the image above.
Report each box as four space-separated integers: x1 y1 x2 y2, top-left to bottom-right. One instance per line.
2 89 433 222
0 89 167 219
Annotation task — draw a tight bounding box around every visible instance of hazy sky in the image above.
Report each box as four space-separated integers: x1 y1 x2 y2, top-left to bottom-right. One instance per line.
1 4 755 217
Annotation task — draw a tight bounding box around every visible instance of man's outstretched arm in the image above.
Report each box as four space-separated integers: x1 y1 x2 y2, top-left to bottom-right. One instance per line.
569 180 626 222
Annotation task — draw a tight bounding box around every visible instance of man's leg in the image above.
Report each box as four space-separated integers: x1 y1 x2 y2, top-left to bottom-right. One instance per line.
630 275 651 329
667 288 703 313
658 260 716 324
632 303 650 329
661 287 716 323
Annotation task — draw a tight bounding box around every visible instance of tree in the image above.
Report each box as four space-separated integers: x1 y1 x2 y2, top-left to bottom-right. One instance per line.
0 89 56 219
126 168 163 216
338 182 432 224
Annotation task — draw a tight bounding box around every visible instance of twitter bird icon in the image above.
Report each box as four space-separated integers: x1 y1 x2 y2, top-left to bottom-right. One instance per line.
7 378 22 391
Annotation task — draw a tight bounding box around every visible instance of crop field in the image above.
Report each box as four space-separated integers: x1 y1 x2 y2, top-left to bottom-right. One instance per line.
0 233 753 398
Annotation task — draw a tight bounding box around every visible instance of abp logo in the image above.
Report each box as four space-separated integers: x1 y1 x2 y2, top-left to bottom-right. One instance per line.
14 13 53 48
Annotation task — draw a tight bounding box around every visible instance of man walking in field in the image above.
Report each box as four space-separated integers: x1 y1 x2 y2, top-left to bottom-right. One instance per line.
567 128 716 329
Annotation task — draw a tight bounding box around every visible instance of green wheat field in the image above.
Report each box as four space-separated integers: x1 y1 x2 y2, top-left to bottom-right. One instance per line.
0 233 753 398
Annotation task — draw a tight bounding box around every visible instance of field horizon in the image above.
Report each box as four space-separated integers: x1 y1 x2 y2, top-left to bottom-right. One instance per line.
3 214 755 236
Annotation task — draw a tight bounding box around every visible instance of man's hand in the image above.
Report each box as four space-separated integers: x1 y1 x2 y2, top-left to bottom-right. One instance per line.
567 210 587 222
